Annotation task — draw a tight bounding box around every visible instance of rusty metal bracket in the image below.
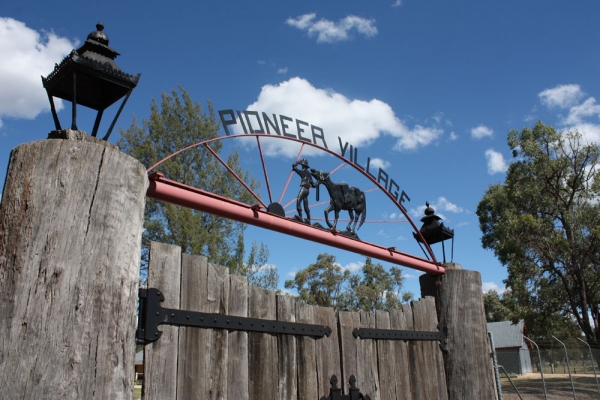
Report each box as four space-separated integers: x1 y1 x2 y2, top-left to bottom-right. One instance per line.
136 288 332 345
321 375 371 400
353 327 446 351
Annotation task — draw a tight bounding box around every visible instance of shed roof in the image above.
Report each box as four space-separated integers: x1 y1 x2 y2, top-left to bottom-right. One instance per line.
487 320 525 349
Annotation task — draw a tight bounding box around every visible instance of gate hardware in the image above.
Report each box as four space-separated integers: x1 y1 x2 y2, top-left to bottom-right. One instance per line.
137 288 332 345
353 328 446 351
321 375 371 400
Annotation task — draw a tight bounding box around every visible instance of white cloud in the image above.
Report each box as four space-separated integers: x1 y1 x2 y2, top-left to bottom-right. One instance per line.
471 125 494 139
377 229 390 238
410 197 464 220
368 157 390 169
392 0 403 7
449 132 458 141
341 260 363 273
243 77 443 157
0 18 77 128
485 149 508 175
277 67 288 75
563 97 600 126
286 13 378 44
539 84 584 109
538 84 600 145
482 281 506 294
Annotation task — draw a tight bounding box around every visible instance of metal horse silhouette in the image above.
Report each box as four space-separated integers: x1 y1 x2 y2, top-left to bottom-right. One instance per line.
310 168 367 235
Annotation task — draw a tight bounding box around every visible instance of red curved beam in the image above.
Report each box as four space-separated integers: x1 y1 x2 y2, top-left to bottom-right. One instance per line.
147 174 445 275
145 133 438 263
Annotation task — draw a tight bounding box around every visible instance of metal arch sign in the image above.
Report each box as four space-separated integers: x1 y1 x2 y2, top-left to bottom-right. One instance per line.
218 110 411 206
144 110 444 275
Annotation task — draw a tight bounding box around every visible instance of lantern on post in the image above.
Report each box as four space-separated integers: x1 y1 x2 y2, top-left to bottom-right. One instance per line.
413 202 454 263
41 21 140 141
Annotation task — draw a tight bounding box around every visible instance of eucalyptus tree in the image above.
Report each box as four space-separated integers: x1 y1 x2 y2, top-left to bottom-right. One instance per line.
477 122 600 362
119 86 276 288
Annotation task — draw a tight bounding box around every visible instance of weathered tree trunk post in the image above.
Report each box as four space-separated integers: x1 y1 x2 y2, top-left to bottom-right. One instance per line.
420 263 498 400
0 131 147 399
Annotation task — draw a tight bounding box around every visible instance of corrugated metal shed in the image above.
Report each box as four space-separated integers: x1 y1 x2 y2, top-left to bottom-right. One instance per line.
487 320 524 349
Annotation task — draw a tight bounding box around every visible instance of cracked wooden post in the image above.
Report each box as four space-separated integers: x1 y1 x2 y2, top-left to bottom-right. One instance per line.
420 263 498 400
0 131 147 399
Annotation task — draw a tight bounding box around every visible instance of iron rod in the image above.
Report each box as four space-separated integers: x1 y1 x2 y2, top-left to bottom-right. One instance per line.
577 337 600 397
147 176 445 275
489 332 504 400
552 335 577 399
524 335 547 400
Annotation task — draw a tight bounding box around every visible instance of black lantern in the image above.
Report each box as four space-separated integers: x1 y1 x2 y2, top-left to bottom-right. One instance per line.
413 202 454 263
41 22 140 141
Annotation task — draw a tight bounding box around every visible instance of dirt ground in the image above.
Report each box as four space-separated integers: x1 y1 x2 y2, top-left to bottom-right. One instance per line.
501 373 600 400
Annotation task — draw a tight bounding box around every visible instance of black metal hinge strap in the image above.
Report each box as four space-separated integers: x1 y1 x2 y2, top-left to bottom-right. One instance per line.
353 328 446 351
137 288 332 345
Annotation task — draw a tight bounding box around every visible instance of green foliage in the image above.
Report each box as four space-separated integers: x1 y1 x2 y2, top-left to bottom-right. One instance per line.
483 290 516 322
477 121 600 350
285 254 411 312
118 86 275 288
284 254 350 310
347 258 406 311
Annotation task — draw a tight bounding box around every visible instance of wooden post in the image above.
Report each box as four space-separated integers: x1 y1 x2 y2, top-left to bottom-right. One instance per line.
420 264 498 400
0 132 147 399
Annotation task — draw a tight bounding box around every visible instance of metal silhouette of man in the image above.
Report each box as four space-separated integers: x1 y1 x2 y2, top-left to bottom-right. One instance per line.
292 158 315 223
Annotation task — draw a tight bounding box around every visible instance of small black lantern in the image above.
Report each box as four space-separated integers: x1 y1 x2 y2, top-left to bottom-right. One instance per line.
413 202 454 263
41 21 140 141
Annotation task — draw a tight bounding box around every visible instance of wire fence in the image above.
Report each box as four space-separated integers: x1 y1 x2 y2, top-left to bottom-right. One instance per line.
493 336 600 400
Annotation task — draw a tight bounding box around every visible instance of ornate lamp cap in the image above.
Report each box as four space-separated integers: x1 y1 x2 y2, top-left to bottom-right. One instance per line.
87 21 109 46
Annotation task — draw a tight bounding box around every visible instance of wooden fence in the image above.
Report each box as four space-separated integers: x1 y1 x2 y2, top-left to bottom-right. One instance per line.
142 241 447 400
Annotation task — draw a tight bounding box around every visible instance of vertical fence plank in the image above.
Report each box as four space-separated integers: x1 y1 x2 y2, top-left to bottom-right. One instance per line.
176 257 229 400
144 242 182 400
315 306 342 398
376 310 397 400
389 304 414 400
338 311 361 394
296 302 318 399
277 295 297 399
249 286 278 399
410 297 447 400
228 274 249 400
421 297 448 400
176 253 207 400
358 311 380 400
205 263 230 399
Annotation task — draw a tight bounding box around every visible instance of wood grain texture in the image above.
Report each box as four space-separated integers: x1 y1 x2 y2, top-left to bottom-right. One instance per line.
338 311 360 394
176 256 230 400
228 274 249 400
144 242 182 400
315 305 342 398
375 310 396 400
276 295 297 400
389 304 414 400
0 139 147 400
435 270 497 400
358 311 380 400
248 286 278 400
295 302 318 400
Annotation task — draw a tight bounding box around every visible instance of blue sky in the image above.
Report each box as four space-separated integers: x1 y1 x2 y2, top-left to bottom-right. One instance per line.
2 1 600 298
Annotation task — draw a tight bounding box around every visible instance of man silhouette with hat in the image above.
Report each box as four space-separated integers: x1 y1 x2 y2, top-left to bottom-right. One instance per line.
292 158 315 223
